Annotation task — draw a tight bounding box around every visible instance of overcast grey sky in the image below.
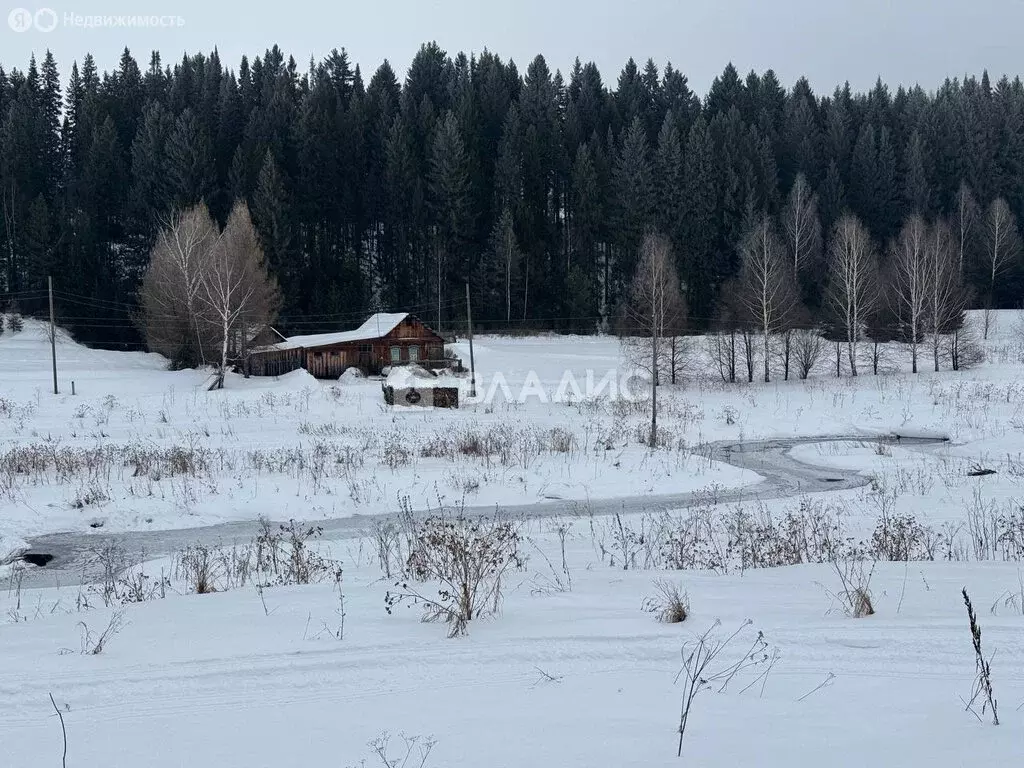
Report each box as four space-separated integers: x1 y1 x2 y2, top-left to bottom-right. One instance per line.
1 0 1020 95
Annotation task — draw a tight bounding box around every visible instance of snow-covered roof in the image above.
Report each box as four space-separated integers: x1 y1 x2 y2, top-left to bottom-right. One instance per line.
273 313 411 350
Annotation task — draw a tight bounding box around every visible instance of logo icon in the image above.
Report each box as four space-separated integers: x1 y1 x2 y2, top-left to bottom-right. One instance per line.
8 8 33 31
34 8 58 32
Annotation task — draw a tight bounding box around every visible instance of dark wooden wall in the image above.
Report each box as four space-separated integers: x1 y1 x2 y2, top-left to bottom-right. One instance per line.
248 315 447 379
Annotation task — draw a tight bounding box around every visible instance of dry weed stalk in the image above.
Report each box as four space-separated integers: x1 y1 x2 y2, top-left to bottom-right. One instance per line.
962 588 999 725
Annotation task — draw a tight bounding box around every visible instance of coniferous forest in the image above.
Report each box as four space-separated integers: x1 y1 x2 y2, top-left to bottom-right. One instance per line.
0 42 1023 349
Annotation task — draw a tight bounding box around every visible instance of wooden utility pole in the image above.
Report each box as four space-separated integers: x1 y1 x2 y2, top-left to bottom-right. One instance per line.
465 281 476 398
48 275 58 395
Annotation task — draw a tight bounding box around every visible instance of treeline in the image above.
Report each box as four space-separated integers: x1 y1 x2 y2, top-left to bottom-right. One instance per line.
0 43 1023 348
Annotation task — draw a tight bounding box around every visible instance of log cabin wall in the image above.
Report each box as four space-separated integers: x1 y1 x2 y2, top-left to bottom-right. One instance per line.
246 314 446 379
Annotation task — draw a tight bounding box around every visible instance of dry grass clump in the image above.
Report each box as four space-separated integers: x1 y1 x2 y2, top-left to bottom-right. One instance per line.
643 579 689 623
828 559 875 618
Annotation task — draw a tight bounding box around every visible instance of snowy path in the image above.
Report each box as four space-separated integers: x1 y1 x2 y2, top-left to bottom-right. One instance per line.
17 434 945 588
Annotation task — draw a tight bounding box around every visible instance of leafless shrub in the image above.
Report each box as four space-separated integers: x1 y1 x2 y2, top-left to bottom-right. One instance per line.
381 434 413 470
527 533 572 596
371 518 407 579
117 568 170 604
962 588 998 725
363 732 437 768
87 542 131 607
870 512 931 561
792 328 825 379
659 505 730 572
996 505 1024 561
967 488 1000 560
385 511 525 637
78 610 128 655
215 544 254 590
643 579 689 623
457 431 489 458
963 491 1024 562
254 518 334 586
70 483 109 509
724 499 851 570
609 510 647 570
548 427 576 453
675 619 773 756
173 519 338 595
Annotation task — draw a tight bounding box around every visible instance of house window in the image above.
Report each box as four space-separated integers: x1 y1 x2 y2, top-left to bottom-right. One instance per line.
408 345 420 362
390 345 401 363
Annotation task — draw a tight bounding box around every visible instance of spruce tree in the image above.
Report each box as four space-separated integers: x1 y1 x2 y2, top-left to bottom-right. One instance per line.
165 108 215 208
251 150 294 313
681 117 718 326
903 129 932 215
611 116 653 304
131 102 174 218
478 205 521 323
654 113 685 249
428 110 473 325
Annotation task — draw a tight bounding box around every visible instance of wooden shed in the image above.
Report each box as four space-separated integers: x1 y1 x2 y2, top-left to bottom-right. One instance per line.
248 313 447 379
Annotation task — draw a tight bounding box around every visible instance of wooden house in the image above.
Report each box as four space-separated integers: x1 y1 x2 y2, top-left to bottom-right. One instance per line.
247 313 447 379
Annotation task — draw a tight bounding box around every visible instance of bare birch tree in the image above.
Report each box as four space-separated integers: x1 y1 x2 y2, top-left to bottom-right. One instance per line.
198 202 281 388
952 180 978 278
889 214 929 373
1 181 16 294
781 173 822 275
982 197 1021 338
824 215 879 377
737 215 797 382
706 327 737 384
925 219 966 372
622 233 685 447
140 204 220 368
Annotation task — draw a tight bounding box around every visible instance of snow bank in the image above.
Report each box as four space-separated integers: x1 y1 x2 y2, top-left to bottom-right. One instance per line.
0 533 28 574
385 365 462 389
338 367 366 383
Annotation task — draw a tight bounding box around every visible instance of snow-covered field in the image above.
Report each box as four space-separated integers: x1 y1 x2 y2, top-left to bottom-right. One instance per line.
3 312 1024 765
